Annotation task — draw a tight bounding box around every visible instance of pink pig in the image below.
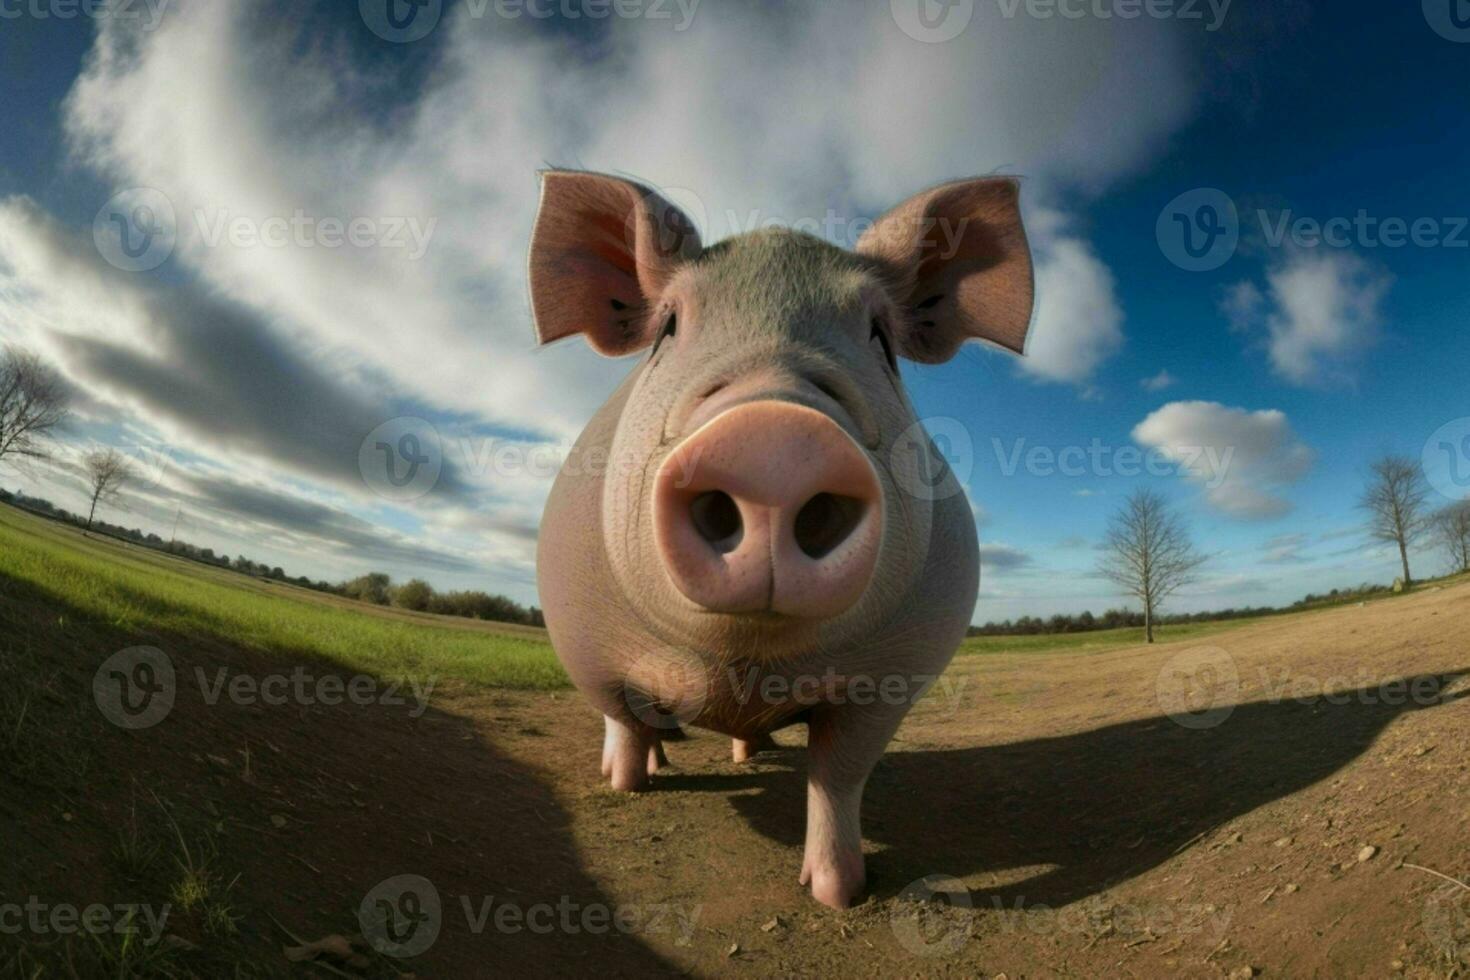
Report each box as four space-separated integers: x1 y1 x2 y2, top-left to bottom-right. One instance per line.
530 171 1034 908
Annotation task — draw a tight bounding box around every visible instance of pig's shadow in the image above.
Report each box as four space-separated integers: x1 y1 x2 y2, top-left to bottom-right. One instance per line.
657 670 1468 906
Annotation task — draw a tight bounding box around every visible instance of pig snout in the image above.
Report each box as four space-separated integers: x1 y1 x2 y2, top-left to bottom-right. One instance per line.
652 401 883 619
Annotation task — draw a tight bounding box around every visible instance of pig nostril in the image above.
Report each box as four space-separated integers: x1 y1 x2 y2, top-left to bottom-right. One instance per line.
689 491 743 553
793 493 865 560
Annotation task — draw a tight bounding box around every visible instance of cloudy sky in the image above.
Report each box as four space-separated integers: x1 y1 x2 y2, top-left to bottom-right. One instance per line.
1 0 1467 619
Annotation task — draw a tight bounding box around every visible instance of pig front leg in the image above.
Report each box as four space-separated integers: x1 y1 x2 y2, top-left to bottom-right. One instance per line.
799 702 907 909
600 715 667 791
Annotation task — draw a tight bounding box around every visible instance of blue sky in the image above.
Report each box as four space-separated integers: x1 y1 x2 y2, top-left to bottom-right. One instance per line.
0 0 1466 620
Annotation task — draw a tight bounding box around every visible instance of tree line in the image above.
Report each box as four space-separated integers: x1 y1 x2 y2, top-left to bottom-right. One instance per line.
969 582 1394 637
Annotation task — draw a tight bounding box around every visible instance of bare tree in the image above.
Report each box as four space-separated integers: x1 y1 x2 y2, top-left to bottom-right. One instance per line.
0 345 69 464
1097 489 1207 643
1432 500 1470 576
83 448 132 530
1359 455 1431 587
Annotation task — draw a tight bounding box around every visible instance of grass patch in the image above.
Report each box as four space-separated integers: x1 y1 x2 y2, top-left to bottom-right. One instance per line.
0 504 566 691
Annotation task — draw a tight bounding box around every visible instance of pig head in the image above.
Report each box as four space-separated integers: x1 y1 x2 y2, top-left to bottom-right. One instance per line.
530 171 1034 908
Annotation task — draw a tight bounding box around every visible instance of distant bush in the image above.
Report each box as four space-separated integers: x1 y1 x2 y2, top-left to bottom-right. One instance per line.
341 572 392 606
392 578 435 612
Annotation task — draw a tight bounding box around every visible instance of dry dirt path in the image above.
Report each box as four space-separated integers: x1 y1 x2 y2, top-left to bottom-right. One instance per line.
443 583 1470 977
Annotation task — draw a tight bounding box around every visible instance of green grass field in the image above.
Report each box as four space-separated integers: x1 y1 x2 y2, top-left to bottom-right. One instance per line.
0 502 1263 689
0 503 568 690
7 500 1447 688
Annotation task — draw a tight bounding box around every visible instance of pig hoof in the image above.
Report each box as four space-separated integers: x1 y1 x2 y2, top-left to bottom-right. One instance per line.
608 764 651 792
732 734 778 763
646 740 669 776
800 854 866 909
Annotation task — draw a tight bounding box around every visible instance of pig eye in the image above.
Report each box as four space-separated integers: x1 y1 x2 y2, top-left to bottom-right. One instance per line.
651 310 677 356
869 318 897 372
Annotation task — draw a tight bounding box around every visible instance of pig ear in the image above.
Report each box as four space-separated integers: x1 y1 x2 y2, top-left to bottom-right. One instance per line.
857 177 1034 363
528 171 702 356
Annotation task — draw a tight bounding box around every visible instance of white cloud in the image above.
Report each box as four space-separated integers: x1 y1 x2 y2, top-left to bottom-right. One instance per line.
1140 369 1177 391
1219 279 1263 334
1225 251 1390 385
1017 211 1125 385
0 1 1205 591
1132 401 1316 520
1260 532 1310 565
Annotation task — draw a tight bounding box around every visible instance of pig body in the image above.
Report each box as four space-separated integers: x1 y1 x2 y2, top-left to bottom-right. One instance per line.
530 173 1034 908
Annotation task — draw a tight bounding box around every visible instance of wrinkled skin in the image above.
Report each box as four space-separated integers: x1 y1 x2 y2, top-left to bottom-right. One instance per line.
531 172 1033 908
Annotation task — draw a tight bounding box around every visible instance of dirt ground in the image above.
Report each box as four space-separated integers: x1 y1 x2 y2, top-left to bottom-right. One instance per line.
4 573 1468 977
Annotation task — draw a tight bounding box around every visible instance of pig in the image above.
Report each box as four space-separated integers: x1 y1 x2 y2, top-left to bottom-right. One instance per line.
530 171 1034 909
